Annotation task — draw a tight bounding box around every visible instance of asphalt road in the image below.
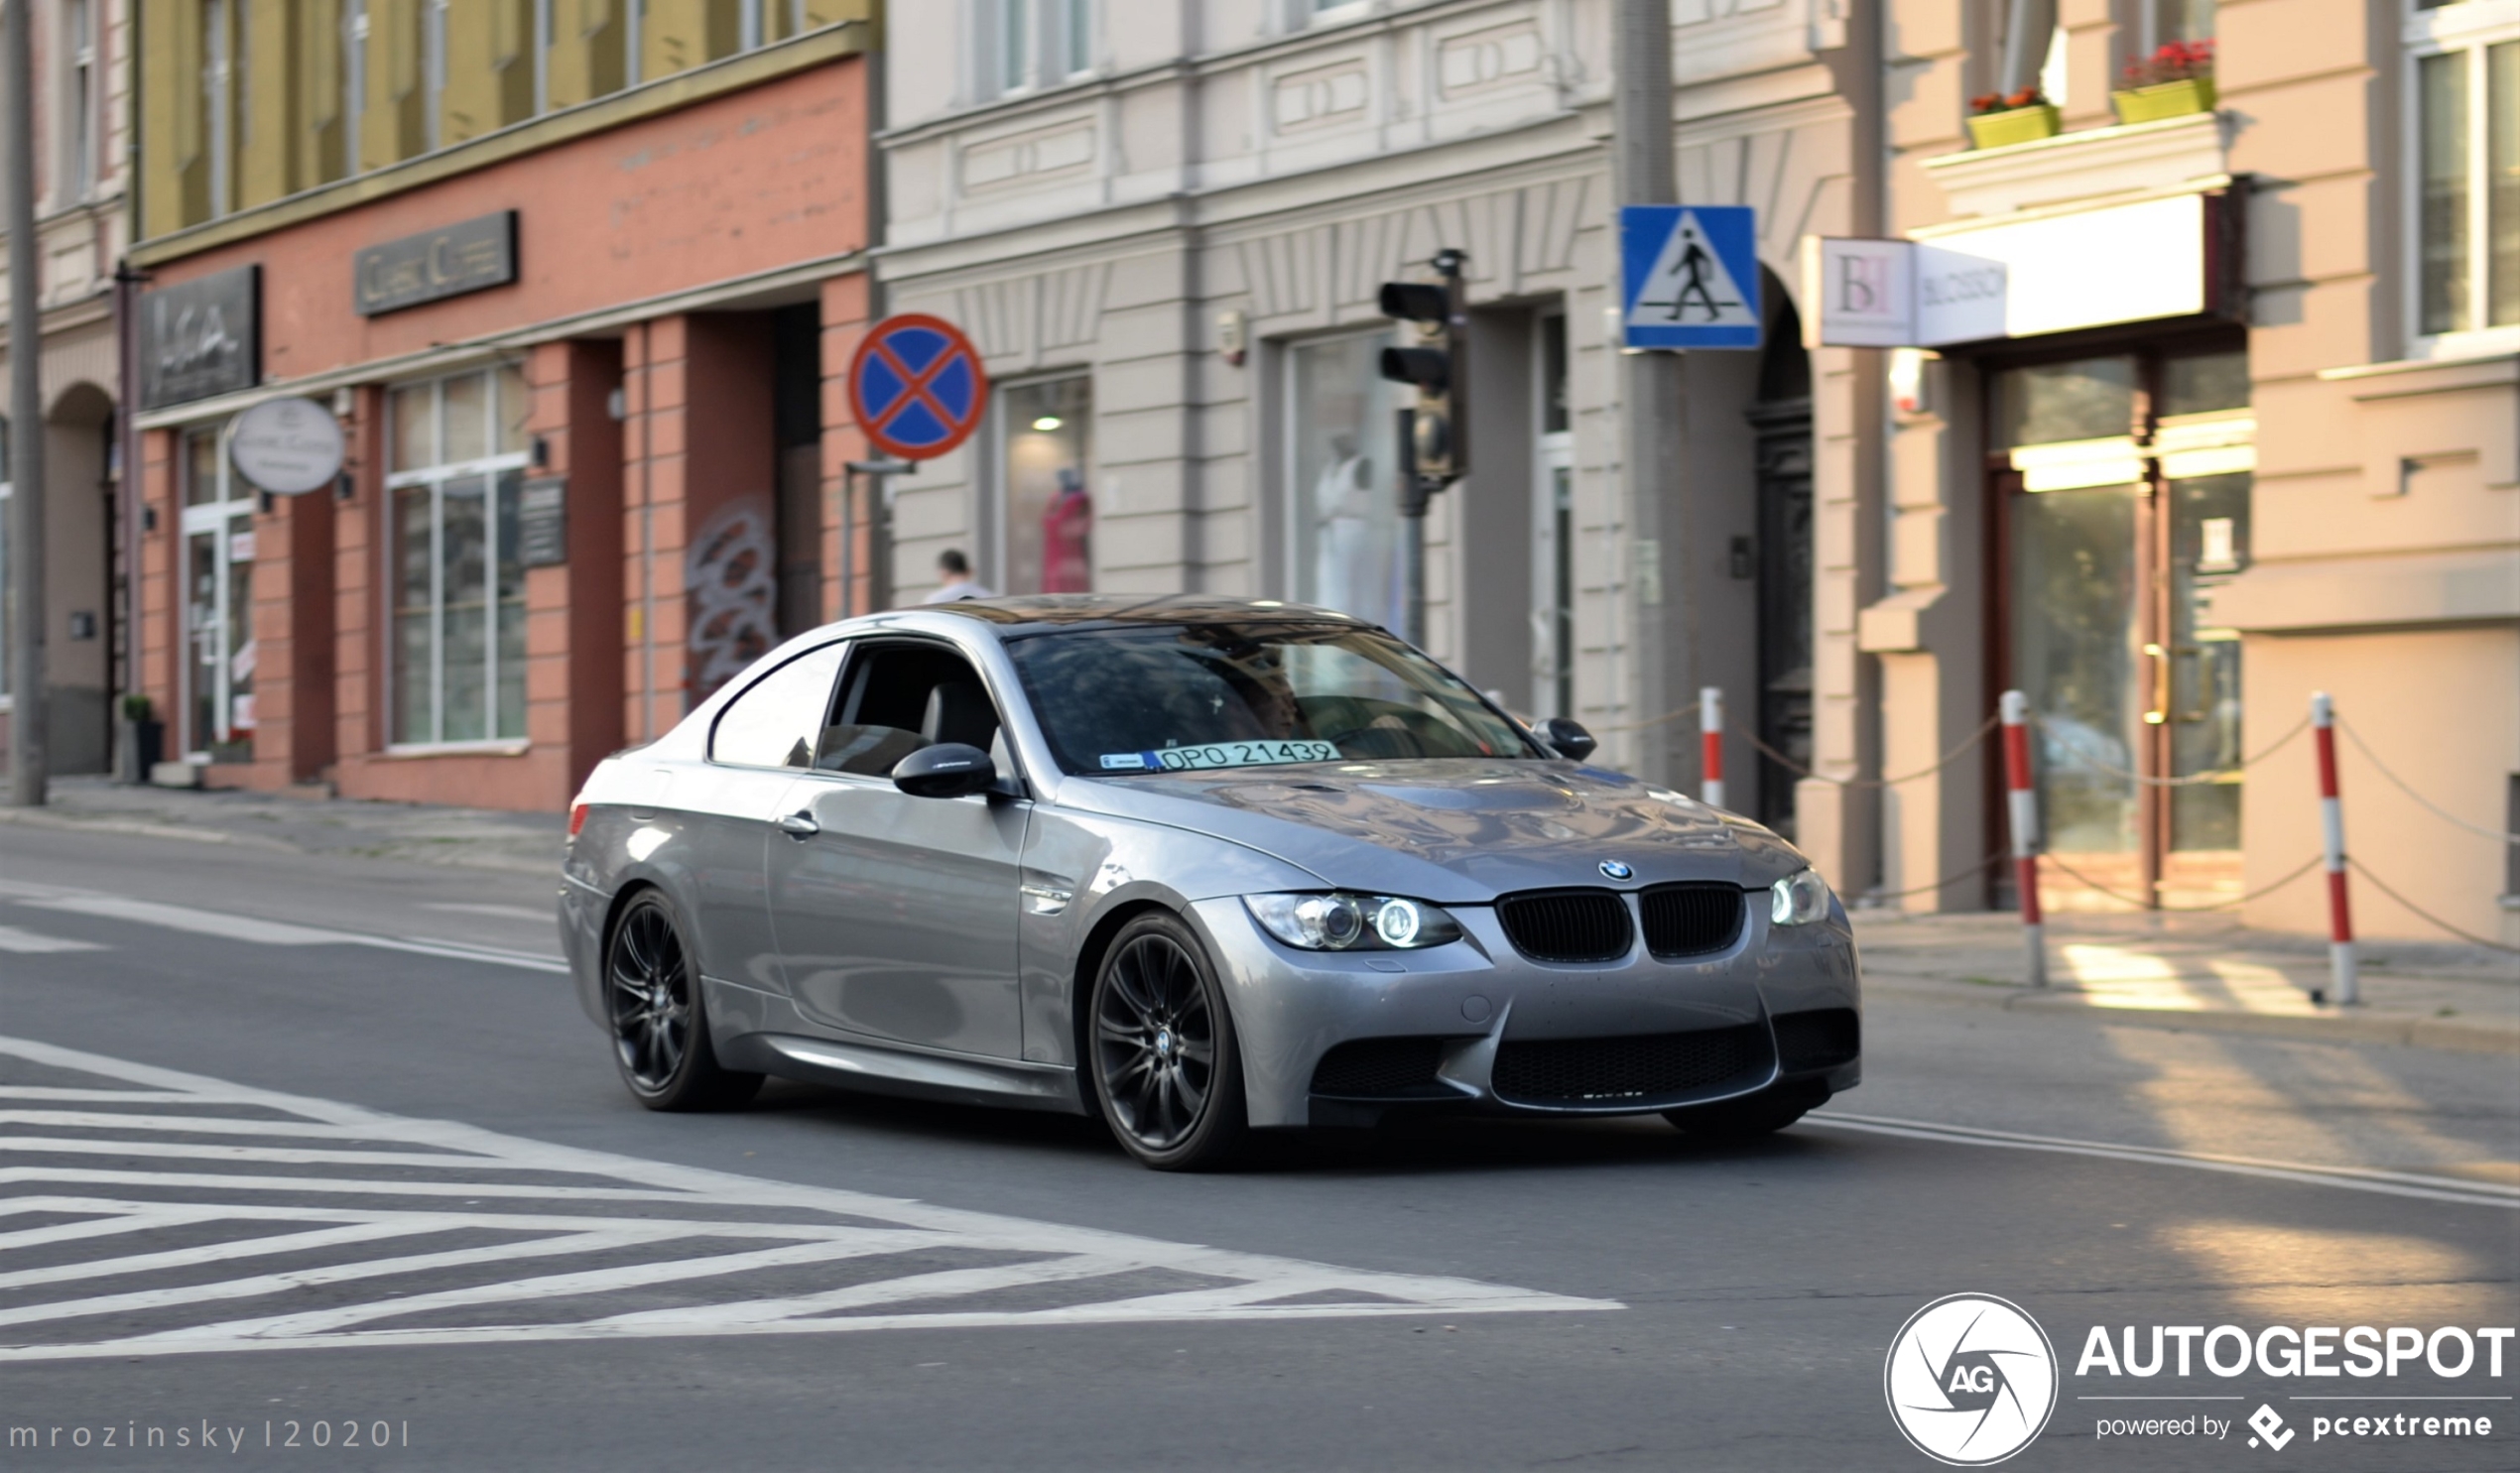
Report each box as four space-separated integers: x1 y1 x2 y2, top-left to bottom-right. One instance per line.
3 820 2514 1471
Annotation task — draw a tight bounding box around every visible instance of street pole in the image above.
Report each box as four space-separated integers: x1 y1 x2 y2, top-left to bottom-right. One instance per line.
5 0 50 806
1612 0 1689 785
1397 407 1424 647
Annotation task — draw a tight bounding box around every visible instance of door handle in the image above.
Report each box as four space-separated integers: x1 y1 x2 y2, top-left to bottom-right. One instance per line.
775 810 819 839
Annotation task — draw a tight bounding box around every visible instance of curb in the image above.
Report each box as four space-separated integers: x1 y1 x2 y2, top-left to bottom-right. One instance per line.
1867 976 2520 1056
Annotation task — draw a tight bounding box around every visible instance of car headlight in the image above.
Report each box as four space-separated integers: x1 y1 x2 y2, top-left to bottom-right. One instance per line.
1244 893 1464 951
1770 869 1832 926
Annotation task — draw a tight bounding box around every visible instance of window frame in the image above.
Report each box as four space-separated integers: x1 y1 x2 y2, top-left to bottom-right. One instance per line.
382 364 537 754
971 0 1095 102
706 638 849 769
2404 0 2520 353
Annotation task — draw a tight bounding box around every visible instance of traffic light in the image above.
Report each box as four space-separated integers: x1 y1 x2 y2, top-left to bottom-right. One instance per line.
1378 249 1468 494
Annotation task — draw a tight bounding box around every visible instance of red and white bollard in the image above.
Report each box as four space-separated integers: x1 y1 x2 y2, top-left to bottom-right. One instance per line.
2311 691 2359 1006
1999 690 2046 987
1700 686 1725 809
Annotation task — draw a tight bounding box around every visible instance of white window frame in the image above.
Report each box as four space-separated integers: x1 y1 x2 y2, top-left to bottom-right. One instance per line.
203 0 232 218
179 423 259 759
61 0 97 201
972 0 1094 101
2405 0 2520 356
384 367 536 754
1531 313 1575 721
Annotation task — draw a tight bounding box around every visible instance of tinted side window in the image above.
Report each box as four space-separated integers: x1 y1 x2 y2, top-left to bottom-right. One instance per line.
709 643 847 769
816 643 1005 777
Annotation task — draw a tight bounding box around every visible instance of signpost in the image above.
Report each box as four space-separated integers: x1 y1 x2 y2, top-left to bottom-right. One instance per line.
843 314 991 610
1619 205 1762 350
846 314 989 462
227 397 345 496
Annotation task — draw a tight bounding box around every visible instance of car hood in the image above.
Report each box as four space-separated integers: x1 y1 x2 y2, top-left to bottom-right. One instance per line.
1050 758 1810 903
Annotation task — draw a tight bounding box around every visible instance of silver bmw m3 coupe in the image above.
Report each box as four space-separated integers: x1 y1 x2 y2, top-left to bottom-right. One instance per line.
560 595 1861 1169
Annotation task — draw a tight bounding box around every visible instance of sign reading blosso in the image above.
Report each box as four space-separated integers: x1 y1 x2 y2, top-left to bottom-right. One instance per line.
228 397 345 496
141 266 260 410
1801 237 2007 349
355 211 519 317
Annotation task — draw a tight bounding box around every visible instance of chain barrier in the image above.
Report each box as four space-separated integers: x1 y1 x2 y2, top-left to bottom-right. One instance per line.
2037 851 2327 914
1745 715 2001 790
1860 850 2007 902
2344 857 2520 955
2337 719 2520 846
2029 712 2312 789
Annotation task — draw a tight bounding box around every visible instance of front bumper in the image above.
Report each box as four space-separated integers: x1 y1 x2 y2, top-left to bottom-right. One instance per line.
1187 894 1861 1129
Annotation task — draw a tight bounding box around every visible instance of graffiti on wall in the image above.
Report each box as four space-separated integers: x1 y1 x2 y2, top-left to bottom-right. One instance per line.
688 494 780 703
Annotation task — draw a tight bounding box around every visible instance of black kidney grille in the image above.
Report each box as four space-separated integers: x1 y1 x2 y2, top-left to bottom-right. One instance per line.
1311 1037 1450 1098
1772 1008 1860 1072
1640 884 1746 958
1494 889 1633 963
1491 1024 1773 1105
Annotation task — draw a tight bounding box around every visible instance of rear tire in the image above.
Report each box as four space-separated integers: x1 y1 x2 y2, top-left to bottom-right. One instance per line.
602 890 762 1112
1663 1079 1827 1140
1086 914 1248 1170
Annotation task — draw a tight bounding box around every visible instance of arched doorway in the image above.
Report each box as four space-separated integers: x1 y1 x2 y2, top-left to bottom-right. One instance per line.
1745 275 1813 838
44 382 118 774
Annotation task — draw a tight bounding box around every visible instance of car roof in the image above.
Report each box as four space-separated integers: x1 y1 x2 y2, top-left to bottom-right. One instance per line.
924 594 1373 637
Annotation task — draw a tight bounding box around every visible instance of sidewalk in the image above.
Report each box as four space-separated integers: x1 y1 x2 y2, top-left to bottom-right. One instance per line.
0 777 565 875
1855 908 2520 1056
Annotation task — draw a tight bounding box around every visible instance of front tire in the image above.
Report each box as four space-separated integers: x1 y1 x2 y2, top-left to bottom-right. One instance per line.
1087 914 1248 1170
603 891 761 1112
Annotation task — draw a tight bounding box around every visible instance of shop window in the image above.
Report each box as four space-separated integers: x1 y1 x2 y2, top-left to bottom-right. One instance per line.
2158 349 2249 417
2410 0 2520 340
1287 331 1408 629
1996 356 2135 446
386 365 534 749
997 378 1092 596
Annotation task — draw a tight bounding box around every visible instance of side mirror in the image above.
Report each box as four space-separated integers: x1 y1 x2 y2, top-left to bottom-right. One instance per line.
1540 717 1597 762
893 743 996 798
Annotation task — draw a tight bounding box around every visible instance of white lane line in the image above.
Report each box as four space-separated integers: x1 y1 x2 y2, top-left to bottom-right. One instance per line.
0 1138 610 1170
0 1110 494 1142
0 1088 207 1104
418 903 554 922
0 1210 214 1253
1806 1112 2520 1210
155 1235 957 1344
595 1256 1142 1329
0 1228 657 1330
0 1035 1616 1361
21 897 354 945
0 1221 467 1290
0 925 107 954
10 891 567 973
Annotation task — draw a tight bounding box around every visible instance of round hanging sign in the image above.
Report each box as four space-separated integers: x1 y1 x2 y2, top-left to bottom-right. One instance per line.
847 313 990 461
229 396 346 496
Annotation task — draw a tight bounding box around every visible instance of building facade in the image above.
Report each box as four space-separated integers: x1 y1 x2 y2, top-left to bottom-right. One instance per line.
0 0 132 779
878 0 1857 845
123 0 876 810
1856 0 2519 944
877 0 2514 945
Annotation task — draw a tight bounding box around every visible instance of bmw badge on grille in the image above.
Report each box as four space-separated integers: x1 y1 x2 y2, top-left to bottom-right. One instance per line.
1599 860 1635 880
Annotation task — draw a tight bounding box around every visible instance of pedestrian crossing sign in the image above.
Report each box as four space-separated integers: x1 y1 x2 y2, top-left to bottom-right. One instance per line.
1620 205 1762 350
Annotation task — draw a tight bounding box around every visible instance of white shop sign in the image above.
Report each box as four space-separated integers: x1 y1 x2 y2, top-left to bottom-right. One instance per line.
1804 191 2213 347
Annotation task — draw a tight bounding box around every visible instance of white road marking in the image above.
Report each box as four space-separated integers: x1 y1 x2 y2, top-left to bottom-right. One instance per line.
7 888 567 973
1808 1112 2520 1210
0 1036 1613 1361
418 903 556 922
0 925 106 954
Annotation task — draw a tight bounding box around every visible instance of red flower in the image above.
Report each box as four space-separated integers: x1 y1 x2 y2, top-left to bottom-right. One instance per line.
2007 86 2043 107
1971 92 2002 113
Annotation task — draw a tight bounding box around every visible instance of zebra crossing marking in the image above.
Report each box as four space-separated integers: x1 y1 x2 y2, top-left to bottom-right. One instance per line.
0 1036 1616 1361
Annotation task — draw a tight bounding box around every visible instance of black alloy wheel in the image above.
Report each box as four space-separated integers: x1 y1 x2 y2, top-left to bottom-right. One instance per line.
1088 914 1247 1170
603 891 760 1111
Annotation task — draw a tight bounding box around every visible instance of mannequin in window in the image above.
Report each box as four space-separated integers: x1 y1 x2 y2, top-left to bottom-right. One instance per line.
1041 466 1092 593
1311 431 1375 618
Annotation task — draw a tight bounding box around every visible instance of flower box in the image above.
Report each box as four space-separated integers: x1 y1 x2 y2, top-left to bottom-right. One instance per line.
1966 104 2062 150
2112 76 2217 125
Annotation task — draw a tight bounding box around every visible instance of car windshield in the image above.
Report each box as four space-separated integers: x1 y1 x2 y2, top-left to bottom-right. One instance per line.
1005 622 1539 775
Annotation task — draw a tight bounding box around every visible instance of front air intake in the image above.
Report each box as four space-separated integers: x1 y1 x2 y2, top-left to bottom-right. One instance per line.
1491 1024 1774 1104
1494 889 1633 963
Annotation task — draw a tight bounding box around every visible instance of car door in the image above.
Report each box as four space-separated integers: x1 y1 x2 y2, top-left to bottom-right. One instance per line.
684 640 851 993
765 639 1028 1059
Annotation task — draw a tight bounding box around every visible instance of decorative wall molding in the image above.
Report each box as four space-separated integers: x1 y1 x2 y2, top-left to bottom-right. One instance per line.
1231 174 1594 323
